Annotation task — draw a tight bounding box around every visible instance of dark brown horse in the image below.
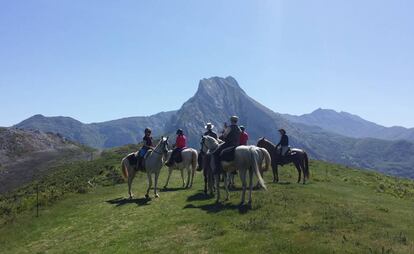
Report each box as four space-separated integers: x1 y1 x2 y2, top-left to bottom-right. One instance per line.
257 138 310 184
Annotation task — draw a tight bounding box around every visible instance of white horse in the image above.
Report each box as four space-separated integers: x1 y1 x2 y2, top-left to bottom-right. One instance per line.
164 148 198 189
201 135 271 205
121 137 169 199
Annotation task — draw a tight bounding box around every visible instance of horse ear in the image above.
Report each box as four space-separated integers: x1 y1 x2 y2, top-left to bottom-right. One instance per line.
166 136 169 140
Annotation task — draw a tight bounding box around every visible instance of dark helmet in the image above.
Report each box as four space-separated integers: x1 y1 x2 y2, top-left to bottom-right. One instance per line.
278 128 286 135
176 129 184 135
144 128 152 134
240 125 245 131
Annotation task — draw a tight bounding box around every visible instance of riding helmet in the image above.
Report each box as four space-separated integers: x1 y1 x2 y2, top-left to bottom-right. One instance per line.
176 129 184 135
278 128 286 135
230 115 239 123
144 127 152 134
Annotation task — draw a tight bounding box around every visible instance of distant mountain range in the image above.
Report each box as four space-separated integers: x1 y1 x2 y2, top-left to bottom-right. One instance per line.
15 111 175 148
12 76 414 179
284 108 414 141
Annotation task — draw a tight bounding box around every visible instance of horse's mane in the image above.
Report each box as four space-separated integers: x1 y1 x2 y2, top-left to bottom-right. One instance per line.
259 137 276 147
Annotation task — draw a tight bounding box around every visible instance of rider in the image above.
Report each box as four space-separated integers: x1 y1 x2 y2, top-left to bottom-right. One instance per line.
137 128 154 170
166 129 187 167
213 116 242 173
204 122 218 139
198 122 218 171
239 125 249 145
276 128 289 157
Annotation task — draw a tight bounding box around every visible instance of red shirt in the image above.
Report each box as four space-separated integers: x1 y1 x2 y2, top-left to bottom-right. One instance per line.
176 135 187 149
240 131 249 145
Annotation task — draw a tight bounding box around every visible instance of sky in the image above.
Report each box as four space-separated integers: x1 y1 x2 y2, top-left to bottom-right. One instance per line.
1 0 413 128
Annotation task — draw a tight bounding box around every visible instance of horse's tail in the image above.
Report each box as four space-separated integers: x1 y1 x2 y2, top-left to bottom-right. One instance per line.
121 158 129 180
250 147 267 190
191 149 198 172
304 152 310 179
260 148 272 172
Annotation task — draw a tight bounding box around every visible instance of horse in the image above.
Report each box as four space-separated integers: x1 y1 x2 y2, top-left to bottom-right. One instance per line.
164 148 198 189
201 135 270 205
121 137 170 199
257 137 310 184
198 151 214 195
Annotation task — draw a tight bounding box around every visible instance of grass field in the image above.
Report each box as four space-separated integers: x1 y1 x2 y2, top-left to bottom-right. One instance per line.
0 159 414 253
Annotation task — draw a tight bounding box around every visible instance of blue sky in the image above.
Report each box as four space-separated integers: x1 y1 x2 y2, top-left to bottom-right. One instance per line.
1 0 413 127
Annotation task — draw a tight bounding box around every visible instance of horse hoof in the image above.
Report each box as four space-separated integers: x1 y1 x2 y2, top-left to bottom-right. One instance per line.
163 186 167 189
239 202 244 206
145 194 150 199
155 194 160 198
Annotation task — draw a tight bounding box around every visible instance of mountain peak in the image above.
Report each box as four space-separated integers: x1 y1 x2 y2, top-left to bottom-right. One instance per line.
196 76 244 96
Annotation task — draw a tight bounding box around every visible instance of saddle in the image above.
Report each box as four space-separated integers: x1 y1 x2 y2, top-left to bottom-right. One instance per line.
220 146 237 162
127 153 139 166
130 149 153 172
174 149 184 164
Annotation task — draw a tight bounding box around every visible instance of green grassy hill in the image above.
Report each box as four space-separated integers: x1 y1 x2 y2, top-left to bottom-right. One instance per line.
0 147 414 253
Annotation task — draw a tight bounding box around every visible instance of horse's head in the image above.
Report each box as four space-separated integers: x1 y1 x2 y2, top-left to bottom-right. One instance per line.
200 135 208 153
159 136 170 155
257 137 267 148
200 135 218 152
257 137 276 153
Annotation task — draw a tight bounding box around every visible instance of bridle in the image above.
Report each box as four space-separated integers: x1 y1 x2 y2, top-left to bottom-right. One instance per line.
152 139 169 155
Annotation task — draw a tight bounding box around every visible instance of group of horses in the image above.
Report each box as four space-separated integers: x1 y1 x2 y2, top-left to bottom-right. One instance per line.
121 135 310 206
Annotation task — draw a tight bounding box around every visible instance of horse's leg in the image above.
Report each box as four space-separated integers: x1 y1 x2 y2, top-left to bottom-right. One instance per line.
248 167 254 206
154 170 160 198
224 172 229 201
190 164 195 188
164 167 173 189
208 171 214 195
180 168 185 188
127 167 136 199
295 163 301 183
145 172 152 199
215 174 220 203
204 173 208 194
239 168 247 205
301 159 306 185
272 163 279 183
185 167 191 189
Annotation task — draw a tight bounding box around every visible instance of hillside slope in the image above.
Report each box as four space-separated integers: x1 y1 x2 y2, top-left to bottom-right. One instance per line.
0 152 413 253
0 127 91 193
284 108 414 141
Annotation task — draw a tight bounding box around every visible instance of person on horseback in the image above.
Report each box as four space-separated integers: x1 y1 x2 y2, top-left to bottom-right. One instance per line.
276 128 289 157
239 125 249 145
198 122 218 171
213 116 242 173
137 128 154 170
166 129 187 167
204 122 218 139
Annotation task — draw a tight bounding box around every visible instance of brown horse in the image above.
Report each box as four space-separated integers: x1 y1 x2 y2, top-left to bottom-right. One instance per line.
257 138 309 184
